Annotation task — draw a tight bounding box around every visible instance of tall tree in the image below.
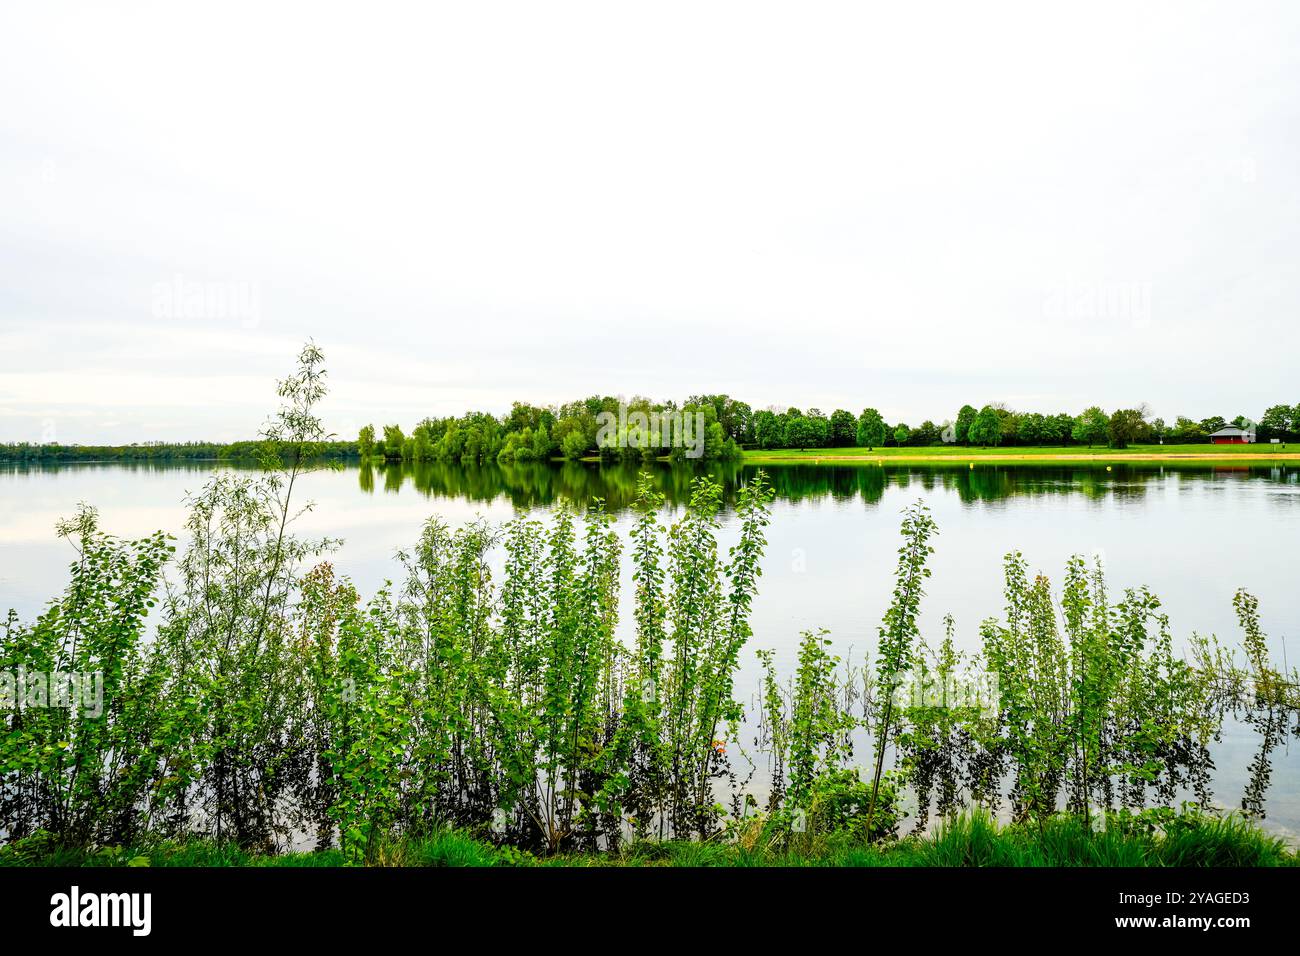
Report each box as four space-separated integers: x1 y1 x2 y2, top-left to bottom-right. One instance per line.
785 415 815 450
913 420 939 446
1171 416 1207 442
380 424 406 460
968 405 1002 447
1050 413 1075 445
752 409 781 450
856 408 886 448
955 405 977 445
1071 407 1108 447
1018 412 1045 446
829 409 857 447
1106 408 1149 449
1259 405 1291 439
991 405 1019 446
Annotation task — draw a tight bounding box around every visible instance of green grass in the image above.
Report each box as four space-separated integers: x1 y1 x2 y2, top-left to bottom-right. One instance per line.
745 443 1298 463
7 812 1293 868
910 812 1294 867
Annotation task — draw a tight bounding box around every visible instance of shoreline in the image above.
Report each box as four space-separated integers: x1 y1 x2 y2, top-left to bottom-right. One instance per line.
744 450 1300 464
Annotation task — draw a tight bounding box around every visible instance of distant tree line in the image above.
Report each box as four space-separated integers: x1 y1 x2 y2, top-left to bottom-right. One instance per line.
744 401 1300 451
5 398 1296 465
360 394 747 464
0 440 357 464
360 395 1300 464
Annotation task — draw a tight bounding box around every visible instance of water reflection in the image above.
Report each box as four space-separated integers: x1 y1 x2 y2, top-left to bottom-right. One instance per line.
1241 703 1296 819
356 459 1300 511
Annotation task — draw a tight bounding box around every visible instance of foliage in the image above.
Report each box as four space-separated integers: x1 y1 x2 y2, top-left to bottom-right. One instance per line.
0 508 172 846
867 501 938 836
967 406 1002 447
1073 406 1109 447
1107 407 1150 449
855 408 886 448
3 344 1295 865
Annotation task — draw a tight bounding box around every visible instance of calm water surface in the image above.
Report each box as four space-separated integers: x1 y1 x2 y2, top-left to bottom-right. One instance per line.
3 459 1298 836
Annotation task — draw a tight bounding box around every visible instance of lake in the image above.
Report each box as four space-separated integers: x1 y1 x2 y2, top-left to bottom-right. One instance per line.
3 458 1299 837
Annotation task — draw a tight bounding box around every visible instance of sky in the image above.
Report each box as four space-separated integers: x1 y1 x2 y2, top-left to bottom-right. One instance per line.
2 1 1298 444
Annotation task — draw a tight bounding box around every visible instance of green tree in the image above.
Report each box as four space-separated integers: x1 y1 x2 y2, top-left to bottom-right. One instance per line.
968 405 1002 447
1071 407 1108 447
752 410 781 450
1018 412 1045 446
1259 405 1292 439
531 423 553 459
1171 416 1206 442
829 409 856 447
1107 408 1149 449
856 408 886 449
561 430 588 460
704 421 727 459
993 406 1019 446
412 420 435 461
1050 413 1075 445
357 424 375 460
866 501 937 838
381 424 406 460
507 401 550 434
955 405 977 446
785 415 816 450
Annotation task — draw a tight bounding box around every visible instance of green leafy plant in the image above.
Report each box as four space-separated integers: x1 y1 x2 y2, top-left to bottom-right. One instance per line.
866 501 937 839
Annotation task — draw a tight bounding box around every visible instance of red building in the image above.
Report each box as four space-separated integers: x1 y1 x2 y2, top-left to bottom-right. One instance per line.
1209 426 1253 444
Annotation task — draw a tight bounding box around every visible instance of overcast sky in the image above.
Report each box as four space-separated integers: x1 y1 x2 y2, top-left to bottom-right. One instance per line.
2 1 1298 443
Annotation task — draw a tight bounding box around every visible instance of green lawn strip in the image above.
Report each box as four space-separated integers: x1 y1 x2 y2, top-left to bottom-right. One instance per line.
744 443 1299 464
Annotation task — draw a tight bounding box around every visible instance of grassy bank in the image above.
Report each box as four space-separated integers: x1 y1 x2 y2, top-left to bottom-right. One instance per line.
745 443 1299 463
6 812 1292 868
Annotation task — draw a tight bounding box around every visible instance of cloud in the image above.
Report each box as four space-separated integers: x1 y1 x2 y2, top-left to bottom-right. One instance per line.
2 1 1298 441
